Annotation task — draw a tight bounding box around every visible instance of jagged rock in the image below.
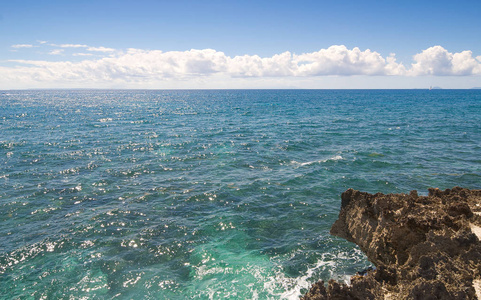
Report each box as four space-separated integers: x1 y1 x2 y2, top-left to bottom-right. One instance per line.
301 280 328 300
303 187 481 299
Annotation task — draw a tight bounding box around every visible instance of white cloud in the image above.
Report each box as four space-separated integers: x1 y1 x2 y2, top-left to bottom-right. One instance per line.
73 53 93 56
293 46 406 76
1 45 480 89
87 46 116 52
60 44 89 48
11 44 34 48
410 46 481 75
49 49 64 55
37 40 48 44
227 52 295 77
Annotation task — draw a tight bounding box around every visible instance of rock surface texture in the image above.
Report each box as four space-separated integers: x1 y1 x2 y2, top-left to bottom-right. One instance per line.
302 187 481 300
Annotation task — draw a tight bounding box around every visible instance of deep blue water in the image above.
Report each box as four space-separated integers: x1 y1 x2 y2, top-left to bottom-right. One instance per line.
1 89 480 299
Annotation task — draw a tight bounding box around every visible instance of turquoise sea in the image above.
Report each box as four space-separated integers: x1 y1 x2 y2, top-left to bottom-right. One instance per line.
1 89 480 299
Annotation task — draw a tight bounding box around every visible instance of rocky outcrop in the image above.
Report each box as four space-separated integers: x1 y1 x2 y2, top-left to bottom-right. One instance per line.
302 187 481 300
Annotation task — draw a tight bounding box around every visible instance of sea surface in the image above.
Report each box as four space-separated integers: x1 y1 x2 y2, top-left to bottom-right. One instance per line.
1 89 480 299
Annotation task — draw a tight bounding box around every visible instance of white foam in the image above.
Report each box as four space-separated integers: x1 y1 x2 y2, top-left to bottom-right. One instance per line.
275 259 336 299
294 155 343 167
266 250 365 300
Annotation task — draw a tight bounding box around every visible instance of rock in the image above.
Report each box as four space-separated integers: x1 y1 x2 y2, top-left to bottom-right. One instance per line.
301 280 327 300
303 187 481 300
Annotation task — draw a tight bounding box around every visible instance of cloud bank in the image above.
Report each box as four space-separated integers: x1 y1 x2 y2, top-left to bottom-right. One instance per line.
2 44 481 88
410 46 481 76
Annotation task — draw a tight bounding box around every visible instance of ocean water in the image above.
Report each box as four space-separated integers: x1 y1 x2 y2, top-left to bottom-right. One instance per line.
1 89 480 299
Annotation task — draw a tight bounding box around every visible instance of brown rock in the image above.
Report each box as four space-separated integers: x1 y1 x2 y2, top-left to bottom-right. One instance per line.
301 280 327 300
303 187 481 300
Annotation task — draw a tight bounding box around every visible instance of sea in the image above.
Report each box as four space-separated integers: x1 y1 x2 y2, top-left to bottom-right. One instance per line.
1 89 480 299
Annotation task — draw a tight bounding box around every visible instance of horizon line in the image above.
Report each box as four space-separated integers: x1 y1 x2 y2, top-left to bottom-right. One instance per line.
2 87 481 91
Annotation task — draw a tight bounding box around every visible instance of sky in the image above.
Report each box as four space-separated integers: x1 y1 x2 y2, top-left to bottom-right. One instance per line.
1 0 481 89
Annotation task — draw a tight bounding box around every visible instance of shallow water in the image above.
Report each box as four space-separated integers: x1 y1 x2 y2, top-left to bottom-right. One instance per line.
1 89 480 299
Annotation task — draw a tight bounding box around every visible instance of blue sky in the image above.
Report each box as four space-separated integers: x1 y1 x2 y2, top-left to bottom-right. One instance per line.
1 0 481 89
